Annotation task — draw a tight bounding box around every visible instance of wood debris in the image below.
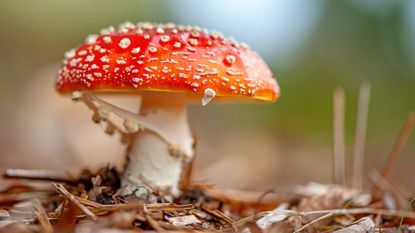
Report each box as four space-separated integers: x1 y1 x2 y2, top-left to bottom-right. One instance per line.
333 217 375 233
166 214 201 226
0 165 412 232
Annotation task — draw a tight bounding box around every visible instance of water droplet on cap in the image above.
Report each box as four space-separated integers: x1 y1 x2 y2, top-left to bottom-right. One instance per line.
202 88 216 106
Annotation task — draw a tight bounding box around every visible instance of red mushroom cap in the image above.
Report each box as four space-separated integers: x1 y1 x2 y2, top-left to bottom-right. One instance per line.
56 22 280 102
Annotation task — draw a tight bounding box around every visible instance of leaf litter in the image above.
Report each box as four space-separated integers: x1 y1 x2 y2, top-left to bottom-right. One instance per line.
1 164 415 232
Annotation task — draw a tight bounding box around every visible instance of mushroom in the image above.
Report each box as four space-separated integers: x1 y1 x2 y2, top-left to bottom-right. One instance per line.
56 22 280 198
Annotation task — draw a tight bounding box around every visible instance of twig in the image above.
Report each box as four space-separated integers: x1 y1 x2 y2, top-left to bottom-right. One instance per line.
235 207 415 228
369 169 408 209
202 205 234 224
304 208 415 219
73 194 193 212
32 198 53 233
380 112 415 178
204 187 289 210
52 183 97 221
256 202 289 229
352 81 371 189
4 169 76 183
146 215 165 232
294 212 333 232
334 217 375 233
232 212 274 228
333 87 346 185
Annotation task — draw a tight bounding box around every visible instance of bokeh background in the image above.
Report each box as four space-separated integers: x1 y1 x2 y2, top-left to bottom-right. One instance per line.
0 0 414 191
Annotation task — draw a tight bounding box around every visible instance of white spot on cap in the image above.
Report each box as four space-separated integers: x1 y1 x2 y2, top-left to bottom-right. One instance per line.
227 69 243 76
131 47 141 54
222 77 230 82
160 35 170 42
65 49 75 59
188 38 198 46
100 26 115 35
101 56 110 63
86 74 94 81
202 88 216 106
149 47 157 53
86 34 98 44
187 47 196 52
69 58 81 67
193 75 201 80
173 42 181 48
191 30 200 38
132 77 143 82
162 66 170 73
94 72 102 77
78 50 87 56
116 59 127 65
156 27 165 34
103 36 112 44
118 38 131 49
85 55 95 62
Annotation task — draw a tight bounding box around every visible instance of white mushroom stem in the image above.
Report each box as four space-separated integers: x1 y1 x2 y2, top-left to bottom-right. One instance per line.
123 92 194 197
73 91 194 198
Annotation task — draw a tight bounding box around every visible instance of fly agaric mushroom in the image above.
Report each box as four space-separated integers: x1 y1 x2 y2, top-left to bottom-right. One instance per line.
56 22 280 198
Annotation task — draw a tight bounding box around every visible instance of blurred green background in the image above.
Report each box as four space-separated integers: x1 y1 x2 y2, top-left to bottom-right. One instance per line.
0 0 414 190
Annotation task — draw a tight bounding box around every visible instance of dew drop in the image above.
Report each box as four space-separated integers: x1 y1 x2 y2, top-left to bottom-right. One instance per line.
224 54 236 65
202 88 216 106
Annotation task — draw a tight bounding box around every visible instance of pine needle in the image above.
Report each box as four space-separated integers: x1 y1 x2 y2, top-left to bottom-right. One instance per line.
380 112 415 178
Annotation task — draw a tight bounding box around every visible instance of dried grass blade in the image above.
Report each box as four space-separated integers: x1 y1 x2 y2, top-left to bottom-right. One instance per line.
352 81 371 189
32 198 53 233
52 183 97 221
333 87 346 185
